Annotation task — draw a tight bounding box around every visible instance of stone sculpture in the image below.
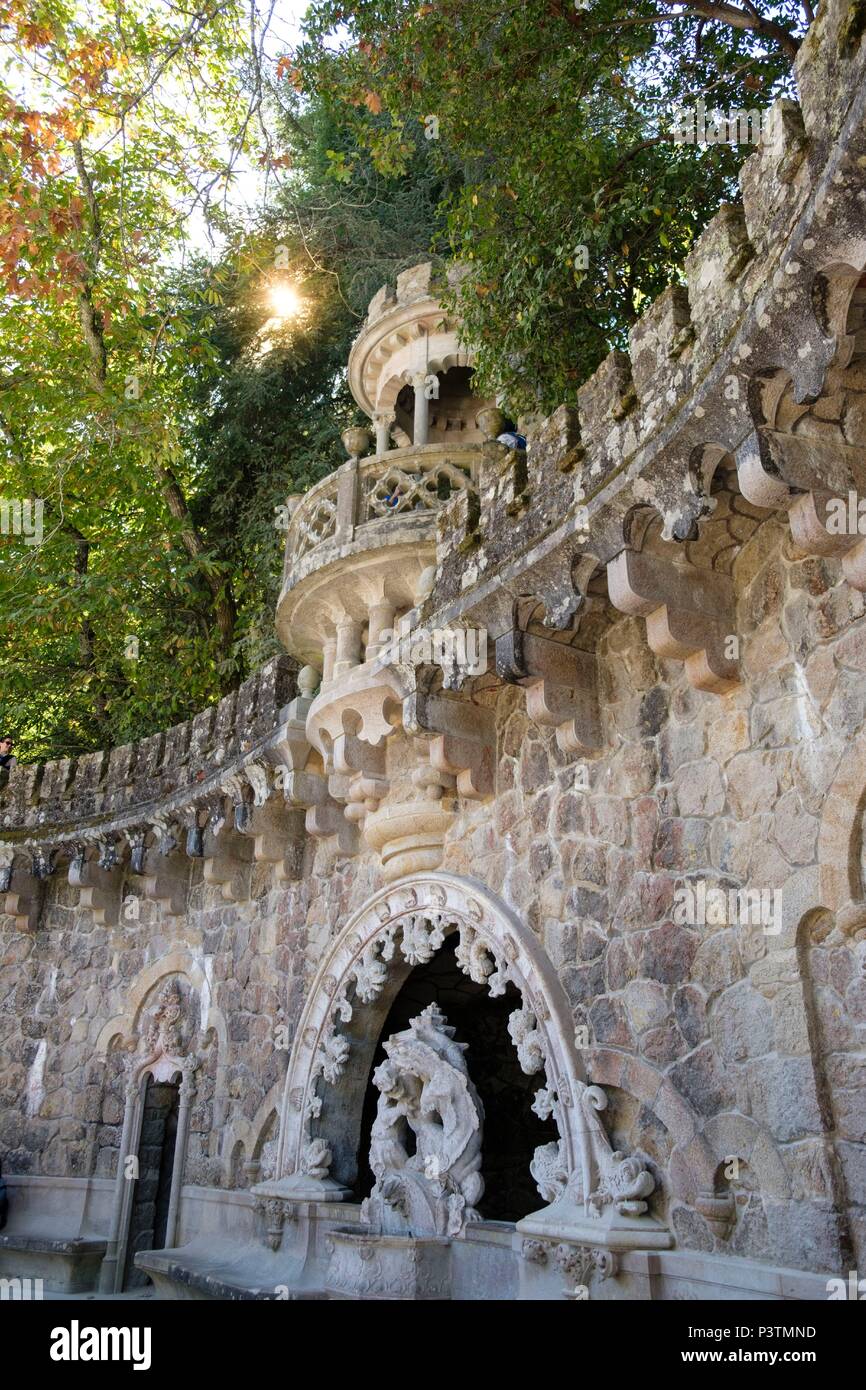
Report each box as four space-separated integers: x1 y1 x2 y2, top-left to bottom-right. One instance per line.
361 1003 484 1238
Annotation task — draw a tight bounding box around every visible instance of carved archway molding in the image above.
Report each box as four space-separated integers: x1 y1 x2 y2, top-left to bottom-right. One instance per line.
255 873 670 1249
97 974 210 1294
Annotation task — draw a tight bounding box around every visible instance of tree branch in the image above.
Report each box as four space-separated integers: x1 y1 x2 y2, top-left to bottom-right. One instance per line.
72 140 108 386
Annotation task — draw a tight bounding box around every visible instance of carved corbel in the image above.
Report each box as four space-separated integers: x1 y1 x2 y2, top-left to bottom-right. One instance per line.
254 1196 297 1252
68 843 123 926
496 630 601 756
332 731 389 819
404 692 494 799
135 819 189 919
269 696 316 781
268 748 354 854
607 549 739 693
305 800 358 854
241 799 307 883
788 490 866 590
0 847 41 930
282 767 332 811
735 426 864 508
202 821 253 903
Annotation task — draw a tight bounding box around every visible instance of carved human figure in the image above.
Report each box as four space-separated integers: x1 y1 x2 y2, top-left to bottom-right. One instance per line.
143 978 186 1058
362 1003 484 1237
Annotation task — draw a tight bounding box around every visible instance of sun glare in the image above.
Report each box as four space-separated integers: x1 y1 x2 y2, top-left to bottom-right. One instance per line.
268 280 302 320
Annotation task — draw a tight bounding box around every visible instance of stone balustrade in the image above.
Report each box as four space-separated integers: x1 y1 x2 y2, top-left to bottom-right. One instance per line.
277 441 482 671
283 441 481 574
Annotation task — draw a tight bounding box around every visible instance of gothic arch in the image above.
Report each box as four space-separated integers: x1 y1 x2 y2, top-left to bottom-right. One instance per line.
221 1083 283 1185
270 873 663 1240
94 950 219 1055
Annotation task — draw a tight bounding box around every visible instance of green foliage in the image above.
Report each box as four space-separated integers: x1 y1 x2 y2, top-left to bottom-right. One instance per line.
295 0 805 412
0 0 812 758
0 53 445 760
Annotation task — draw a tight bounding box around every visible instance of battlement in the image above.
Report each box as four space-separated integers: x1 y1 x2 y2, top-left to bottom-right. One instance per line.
0 656 296 839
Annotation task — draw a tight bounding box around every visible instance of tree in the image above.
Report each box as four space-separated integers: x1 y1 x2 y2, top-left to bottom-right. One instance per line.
293 0 809 412
0 0 279 756
0 18 448 759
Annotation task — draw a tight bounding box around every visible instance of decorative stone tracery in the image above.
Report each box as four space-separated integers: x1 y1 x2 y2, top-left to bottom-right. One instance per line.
255 874 667 1251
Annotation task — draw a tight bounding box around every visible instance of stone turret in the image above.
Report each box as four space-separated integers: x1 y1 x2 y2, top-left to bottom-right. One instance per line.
347 262 494 452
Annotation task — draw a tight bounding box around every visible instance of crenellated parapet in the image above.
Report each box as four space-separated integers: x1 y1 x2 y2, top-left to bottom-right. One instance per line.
0 657 353 927
430 0 866 710
0 656 296 836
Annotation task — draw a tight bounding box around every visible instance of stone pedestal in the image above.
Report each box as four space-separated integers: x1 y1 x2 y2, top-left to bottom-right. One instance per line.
517 1194 673 1251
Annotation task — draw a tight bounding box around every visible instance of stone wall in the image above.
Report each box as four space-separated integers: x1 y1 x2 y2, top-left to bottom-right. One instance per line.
2 503 864 1278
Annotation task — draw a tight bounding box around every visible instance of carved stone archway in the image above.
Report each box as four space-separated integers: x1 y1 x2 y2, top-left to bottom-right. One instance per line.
258 874 669 1249
98 978 204 1292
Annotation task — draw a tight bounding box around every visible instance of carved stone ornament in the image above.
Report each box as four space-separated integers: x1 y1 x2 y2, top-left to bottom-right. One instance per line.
361 1004 484 1238
131 977 199 1087
300 1138 332 1181
254 1196 296 1252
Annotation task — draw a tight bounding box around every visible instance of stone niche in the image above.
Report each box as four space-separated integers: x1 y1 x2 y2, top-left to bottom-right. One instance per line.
324 1002 482 1299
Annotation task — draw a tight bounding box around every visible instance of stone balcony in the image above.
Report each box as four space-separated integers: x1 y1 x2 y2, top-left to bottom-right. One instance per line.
277 439 482 672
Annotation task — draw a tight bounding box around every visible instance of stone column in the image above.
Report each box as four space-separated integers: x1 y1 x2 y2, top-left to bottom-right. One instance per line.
164 1064 197 1249
412 372 429 447
366 599 396 660
373 412 395 455
321 637 337 688
334 616 363 677
99 1074 143 1293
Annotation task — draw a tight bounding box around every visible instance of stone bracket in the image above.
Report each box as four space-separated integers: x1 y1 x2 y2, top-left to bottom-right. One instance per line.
607 549 739 694
403 692 495 799
247 803 307 883
496 630 602 756
269 697 316 776
736 427 866 508
69 848 124 926
1 852 42 931
202 826 254 903
788 489 866 590
305 801 358 855
136 840 189 919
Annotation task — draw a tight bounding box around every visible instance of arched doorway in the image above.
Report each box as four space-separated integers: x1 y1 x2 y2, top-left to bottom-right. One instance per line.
123 1077 180 1290
355 935 558 1222
266 874 662 1251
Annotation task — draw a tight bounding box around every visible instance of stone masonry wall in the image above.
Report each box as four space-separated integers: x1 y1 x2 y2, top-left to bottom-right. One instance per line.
2 507 864 1278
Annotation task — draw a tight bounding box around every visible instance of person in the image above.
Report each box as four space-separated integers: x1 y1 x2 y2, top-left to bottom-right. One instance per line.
496 430 527 451
0 735 15 772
